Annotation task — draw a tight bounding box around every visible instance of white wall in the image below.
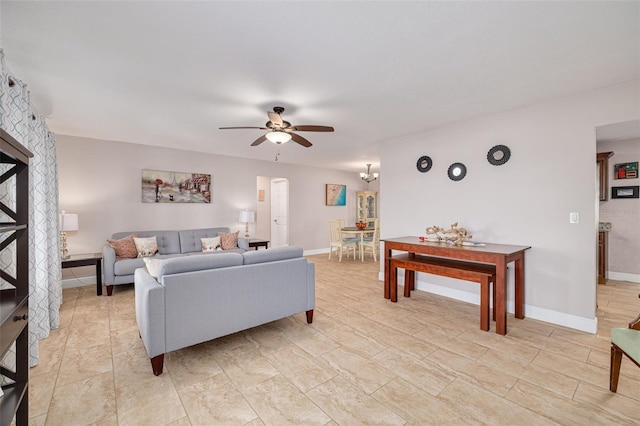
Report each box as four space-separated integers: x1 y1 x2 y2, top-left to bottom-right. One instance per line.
58 136 371 260
380 79 639 333
597 138 640 281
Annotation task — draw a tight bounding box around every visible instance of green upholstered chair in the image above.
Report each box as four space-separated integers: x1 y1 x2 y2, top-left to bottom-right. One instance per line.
609 294 640 392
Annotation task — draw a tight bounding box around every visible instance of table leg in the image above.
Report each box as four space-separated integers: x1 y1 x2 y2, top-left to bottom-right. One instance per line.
96 259 103 296
495 257 507 335
384 243 391 299
390 265 398 302
515 254 525 319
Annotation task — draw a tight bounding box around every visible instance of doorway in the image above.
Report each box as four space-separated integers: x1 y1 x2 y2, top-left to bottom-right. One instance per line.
594 119 640 317
256 176 289 247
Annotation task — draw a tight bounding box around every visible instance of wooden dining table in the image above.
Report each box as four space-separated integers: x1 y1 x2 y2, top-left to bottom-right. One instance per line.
341 226 374 261
382 236 531 335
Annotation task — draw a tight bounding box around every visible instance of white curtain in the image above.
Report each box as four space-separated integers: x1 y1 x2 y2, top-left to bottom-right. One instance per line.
0 49 61 368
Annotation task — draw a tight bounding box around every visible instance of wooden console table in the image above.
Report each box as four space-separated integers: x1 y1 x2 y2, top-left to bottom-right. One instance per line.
382 236 530 335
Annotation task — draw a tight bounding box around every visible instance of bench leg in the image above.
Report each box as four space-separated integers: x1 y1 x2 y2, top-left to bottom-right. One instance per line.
492 280 496 322
404 270 415 298
610 344 623 392
480 277 490 331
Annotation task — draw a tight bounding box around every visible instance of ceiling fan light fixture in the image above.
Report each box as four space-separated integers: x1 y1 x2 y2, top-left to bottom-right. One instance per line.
265 131 292 144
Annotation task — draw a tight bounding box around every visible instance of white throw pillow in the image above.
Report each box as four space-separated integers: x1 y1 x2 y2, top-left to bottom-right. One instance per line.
201 236 222 252
134 236 158 257
143 257 165 278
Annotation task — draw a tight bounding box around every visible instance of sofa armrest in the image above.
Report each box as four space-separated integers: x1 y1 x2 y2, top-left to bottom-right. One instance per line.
134 268 166 359
307 261 316 309
238 237 249 251
103 244 116 285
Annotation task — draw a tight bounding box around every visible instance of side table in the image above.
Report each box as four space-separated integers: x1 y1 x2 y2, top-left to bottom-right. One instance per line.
248 239 270 250
61 253 103 296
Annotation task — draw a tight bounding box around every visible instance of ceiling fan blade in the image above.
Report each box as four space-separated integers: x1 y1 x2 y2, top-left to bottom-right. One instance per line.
290 132 312 147
250 135 268 146
219 126 268 130
268 111 284 126
290 125 334 132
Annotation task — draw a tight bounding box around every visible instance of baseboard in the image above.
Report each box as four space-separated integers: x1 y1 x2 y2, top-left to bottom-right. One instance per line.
62 276 97 289
607 271 640 284
376 271 598 334
304 248 330 256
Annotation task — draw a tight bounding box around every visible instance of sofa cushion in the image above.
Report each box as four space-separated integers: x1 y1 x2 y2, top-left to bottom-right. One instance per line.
154 252 244 283
178 228 231 254
218 231 239 250
114 257 146 276
134 236 159 257
201 237 222 252
111 231 181 255
242 246 304 265
107 233 138 259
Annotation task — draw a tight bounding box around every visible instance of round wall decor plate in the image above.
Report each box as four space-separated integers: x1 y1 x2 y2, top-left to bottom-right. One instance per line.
416 155 433 173
448 162 467 181
487 145 511 166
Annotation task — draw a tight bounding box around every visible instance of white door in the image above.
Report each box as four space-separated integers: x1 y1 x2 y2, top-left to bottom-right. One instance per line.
270 178 289 247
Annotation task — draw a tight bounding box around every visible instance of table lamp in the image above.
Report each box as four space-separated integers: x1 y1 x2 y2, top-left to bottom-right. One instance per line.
238 210 255 239
59 211 79 259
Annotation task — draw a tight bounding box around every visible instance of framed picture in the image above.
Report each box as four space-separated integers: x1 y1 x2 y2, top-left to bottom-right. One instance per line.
142 169 211 203
611 186 639 199
326 184 346 206
258 189 265 202
613 162 638 179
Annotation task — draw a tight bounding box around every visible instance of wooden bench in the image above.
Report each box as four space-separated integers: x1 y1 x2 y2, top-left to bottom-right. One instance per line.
390 253 496 331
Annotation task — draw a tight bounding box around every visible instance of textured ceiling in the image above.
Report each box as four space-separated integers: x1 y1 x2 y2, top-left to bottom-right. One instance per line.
1 1 638 172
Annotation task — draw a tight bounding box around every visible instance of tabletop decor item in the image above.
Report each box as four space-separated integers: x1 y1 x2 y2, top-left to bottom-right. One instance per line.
356 222 367 230
423 222 473 245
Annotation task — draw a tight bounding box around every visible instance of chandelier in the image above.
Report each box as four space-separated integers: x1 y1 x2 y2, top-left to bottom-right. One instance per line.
360 164 379 183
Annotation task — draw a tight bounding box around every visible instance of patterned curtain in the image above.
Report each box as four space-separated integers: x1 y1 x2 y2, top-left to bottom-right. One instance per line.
0 49 61 368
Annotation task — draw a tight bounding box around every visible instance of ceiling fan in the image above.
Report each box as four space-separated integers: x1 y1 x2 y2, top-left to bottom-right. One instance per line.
219 106 334 147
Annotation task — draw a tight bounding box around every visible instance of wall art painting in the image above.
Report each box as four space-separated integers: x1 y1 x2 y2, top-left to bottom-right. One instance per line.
142 169 211 203
613 162 638 179
326 184 346 206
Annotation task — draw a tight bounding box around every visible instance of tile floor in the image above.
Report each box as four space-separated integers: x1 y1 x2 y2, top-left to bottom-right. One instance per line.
28 254 640 425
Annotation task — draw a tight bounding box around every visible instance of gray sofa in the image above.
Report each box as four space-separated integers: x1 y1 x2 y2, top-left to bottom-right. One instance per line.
134 246 315 375
103 227 249 295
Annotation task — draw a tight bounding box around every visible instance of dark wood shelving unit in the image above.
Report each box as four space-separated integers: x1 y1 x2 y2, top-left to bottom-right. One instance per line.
0 127 32 426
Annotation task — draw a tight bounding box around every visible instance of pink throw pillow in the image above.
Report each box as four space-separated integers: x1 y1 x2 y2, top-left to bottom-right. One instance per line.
107 233 138 259
217 231 239 250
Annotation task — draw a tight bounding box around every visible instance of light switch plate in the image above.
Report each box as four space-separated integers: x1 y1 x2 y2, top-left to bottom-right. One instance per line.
570 212 580 224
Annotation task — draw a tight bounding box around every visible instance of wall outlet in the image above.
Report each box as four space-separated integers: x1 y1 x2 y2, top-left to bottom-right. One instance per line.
569 212 580 224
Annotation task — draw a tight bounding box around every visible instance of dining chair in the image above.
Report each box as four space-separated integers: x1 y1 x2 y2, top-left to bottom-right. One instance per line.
359 218 380 261
609 294 640 392
328 219 357 262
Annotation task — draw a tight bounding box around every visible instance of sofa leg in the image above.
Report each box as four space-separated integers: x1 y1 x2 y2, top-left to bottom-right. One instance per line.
106 285 114 296
151 354 164 376
306 309 314 324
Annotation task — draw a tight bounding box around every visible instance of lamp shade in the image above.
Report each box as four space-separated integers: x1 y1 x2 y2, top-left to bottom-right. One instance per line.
239 210 255 223
265 131 292 144
59 213 79 232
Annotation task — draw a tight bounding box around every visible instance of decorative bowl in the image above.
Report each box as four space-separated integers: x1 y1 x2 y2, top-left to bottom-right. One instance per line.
356 222 367 230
